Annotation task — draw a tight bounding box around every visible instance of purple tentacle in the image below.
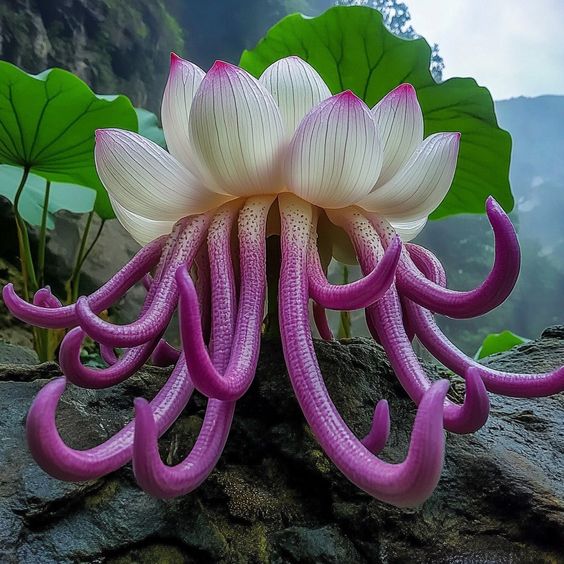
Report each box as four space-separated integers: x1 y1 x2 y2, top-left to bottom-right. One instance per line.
58 327 160 389
177 197 274 401
193 243 212 343
151 339 181 367
312 302 334 341
100 344 119 366
26 358 194 481
381 198 520 318
334 206 490 434
361 400 391 455
132 202 241 498
75 215 211 347
142 274 153 292
3 236 165 329
406 244 447 288
33 287 63 308
279 194 448 508
307 216 402 310
404 248 564 397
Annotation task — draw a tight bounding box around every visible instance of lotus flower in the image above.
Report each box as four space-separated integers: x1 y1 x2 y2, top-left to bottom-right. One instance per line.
4 55 563 508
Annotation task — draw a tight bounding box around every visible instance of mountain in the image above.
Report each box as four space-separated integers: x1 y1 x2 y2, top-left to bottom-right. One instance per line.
495 95 564 257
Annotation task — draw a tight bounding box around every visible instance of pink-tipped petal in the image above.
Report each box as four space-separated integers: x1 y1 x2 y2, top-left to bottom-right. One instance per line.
162 54 205 172
95 128 227 224
361 132 460 222
189 61 284 196
372 83 424 185
285 92 383 208
260 56 331 135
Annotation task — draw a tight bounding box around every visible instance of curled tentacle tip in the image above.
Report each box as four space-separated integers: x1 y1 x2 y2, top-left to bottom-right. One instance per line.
2 283 17 308
362 399 390 454
134 397 150 412
26 377 67 440
59 326 86 374
41 376 68 398
431 378 451 400
485 196 507 218
133 397 156 438
2 282 14 298
447 368 490 435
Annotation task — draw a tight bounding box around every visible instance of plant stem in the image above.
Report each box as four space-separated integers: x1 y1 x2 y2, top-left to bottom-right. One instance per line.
76 218 105 275
37 180 51 287
264 235 281 340
13 167 38 299
65 212 105 303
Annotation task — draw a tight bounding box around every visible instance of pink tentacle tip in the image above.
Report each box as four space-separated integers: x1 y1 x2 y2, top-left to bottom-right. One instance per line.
33 287 62 308
361 399 390 455
445 368 490 435
26 377 69 475
131 397 164 496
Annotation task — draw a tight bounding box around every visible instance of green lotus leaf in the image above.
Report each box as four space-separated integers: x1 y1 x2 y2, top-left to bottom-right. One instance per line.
0 61 138 220
136 107 166 148
0 164 96 229
475 330 529 360
240 6 513 219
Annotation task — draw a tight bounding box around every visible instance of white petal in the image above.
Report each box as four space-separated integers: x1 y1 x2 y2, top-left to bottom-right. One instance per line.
390 217 427 242
259 56 331 135
372 84 424 185
95 129 227 222
161 53 205 172
360 132 460 221
189 61 284 197
110 197 174 246
285 92 383 209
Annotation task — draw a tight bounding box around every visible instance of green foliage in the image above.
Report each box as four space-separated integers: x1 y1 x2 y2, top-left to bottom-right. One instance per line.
0 61 138 219
0 165 95 229
136 108 166 148
475 330 529 360
240 6 513 219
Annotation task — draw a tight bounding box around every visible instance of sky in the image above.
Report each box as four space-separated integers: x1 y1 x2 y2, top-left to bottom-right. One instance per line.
407 0 564 100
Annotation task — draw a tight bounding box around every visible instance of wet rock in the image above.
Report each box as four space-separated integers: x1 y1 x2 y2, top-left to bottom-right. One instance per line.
0 329 562 563
0 341 38 365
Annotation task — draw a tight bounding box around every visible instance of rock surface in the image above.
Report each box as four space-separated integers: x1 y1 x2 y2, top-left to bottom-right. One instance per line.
0 329 563 563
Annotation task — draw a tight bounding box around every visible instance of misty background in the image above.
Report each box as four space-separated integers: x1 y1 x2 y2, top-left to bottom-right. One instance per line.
0 0 562 354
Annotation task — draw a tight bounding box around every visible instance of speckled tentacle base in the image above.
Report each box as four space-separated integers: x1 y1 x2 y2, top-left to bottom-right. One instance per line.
279 194 448 508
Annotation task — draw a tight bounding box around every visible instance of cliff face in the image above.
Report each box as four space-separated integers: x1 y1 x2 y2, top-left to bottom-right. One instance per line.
0 0 184 111
0 0 333 111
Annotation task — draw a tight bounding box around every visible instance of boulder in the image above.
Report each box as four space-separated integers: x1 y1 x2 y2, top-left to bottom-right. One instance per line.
0 328 562 562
